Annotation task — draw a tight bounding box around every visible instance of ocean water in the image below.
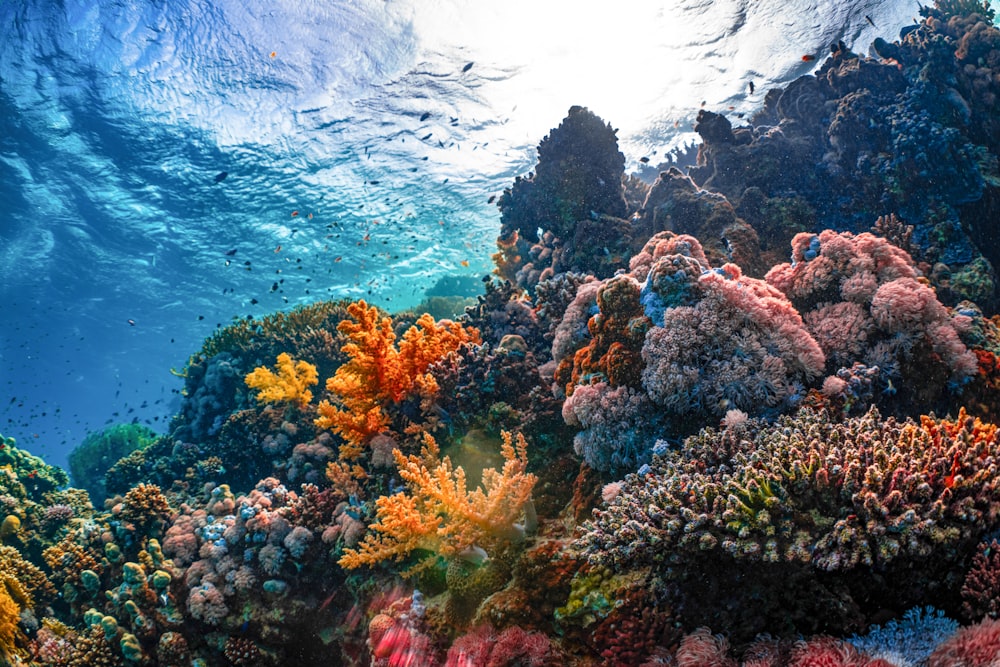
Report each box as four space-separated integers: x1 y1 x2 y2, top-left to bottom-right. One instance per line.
2 1 1000 665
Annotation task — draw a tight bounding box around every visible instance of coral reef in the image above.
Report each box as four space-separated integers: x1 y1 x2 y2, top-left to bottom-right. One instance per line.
7 4 1000 663
577 406 1000 640
766 229 977 407
68 424 158 504
557 232 824 473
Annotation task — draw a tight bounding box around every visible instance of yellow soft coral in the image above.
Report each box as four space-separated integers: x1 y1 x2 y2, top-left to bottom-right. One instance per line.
0 575 26 663
245 352 319 407
315 300 480 459
339 431 537 570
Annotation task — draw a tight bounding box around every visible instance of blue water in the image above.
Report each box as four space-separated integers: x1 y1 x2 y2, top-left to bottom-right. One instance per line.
0 0 988 467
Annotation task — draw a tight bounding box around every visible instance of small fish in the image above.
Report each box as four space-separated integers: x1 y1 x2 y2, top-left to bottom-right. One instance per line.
462 61 473 72
250 298 258 305
127 319 136 326
865 14 876 28
274 245 282 253
419 111 431 121
421 133 432 141
318 591 337 613
198 315 205 320
749 80 755 94
225 248 237 256
213 171 228 184
487 195 496 204
334 256 342 262
802 54 816 62
639 157 649 164
27 470 36 479
290 211 298 217
460 260 469 267
368 180 380 185
270 51 276 58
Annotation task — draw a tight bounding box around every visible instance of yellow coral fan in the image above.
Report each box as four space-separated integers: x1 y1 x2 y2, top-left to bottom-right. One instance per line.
339 431 536 569
245 352 319 407
315 300 480 459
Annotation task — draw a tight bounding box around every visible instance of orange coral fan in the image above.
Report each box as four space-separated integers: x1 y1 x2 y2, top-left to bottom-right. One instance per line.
315 300 480 459
339 431 537 569
244 352 319 408
0 575 26 663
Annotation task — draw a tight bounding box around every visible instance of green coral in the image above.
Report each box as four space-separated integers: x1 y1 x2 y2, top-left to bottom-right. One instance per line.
68 424 157 503
190 299 352 373
0 432 69 500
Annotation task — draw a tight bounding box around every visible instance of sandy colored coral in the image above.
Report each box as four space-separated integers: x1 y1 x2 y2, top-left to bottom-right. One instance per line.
0 576 25 665
0 545 56 605
245 352 319 407
315 300 480 459
339 431 536 569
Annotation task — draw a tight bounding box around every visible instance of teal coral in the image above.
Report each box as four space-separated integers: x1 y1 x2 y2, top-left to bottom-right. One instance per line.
68 424 158 503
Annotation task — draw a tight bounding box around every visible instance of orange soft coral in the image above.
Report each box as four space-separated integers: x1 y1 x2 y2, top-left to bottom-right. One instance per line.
245 352 319 408
0 576 26 663
339 431 537 570
315 300 480 459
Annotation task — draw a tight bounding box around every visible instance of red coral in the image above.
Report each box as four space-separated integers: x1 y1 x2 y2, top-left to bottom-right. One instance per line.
963 539 1000 620
928 617 1000 666
675 627 737 667
788 637 893 667
446 624 551 667
569 274 650 391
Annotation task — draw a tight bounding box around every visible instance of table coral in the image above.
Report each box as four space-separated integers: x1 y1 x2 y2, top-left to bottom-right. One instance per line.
578 406 1000 638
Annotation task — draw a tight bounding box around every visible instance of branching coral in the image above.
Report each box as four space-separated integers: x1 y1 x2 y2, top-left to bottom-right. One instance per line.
581 406 1000 572
314 300 480 459
339 431 536 569
244 352 319 408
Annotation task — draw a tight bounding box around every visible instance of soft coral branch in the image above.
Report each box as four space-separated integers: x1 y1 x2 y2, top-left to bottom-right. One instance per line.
338 431 537 570
315 300 480 459
244 352 319 407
